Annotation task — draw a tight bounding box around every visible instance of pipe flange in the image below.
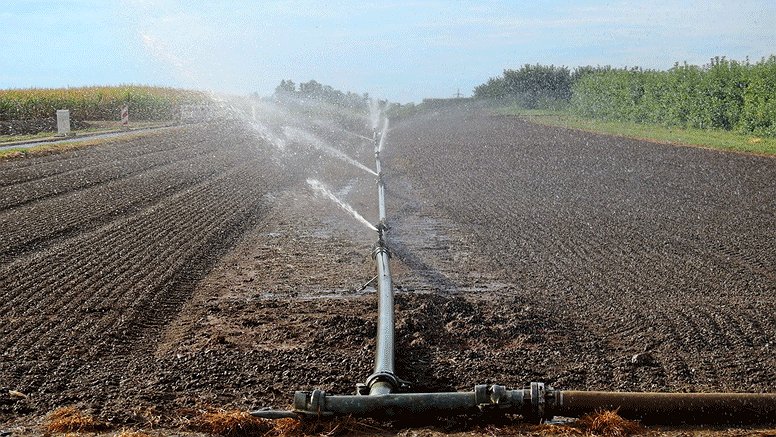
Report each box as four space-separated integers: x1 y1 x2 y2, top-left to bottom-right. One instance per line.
530 382 546 423
490 384 507 405
293 391 308 411
291 390 334 418
310 389 326 416
474 384 489 405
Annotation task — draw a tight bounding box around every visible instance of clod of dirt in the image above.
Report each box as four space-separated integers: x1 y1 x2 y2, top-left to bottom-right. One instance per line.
187 409 272 437
630 352 655 367
45 406 108 433
0 388 32 416
6 390 26 400
0 389 26 405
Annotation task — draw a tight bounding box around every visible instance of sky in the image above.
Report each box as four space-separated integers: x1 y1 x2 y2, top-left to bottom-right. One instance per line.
1 0 774 103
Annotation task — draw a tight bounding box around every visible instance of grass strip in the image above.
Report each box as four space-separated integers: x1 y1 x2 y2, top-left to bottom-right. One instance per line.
0 127 181 160
498 107 776 156
0 120 173 145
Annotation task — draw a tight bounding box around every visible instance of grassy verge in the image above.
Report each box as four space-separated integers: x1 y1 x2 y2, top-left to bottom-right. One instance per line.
497 107 776 156
0 120 173 146
0 127 179 160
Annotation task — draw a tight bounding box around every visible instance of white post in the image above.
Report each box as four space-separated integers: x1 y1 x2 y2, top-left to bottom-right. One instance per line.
56 110 71 136
121 104 129 129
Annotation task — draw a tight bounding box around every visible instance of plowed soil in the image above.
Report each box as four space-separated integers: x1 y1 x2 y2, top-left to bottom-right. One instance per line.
1 107 774 434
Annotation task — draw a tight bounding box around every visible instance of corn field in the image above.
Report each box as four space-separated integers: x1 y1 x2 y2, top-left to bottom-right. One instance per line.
0 85 210 122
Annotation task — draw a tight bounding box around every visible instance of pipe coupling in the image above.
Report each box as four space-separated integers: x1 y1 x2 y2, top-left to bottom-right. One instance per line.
361 371 410 394
474 384 513 411
371 242 391 259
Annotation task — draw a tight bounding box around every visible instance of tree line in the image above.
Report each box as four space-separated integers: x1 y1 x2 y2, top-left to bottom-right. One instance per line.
274 79 375 112
474 56 776 136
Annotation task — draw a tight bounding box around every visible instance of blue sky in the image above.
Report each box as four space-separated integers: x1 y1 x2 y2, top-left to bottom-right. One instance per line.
1 0 774 102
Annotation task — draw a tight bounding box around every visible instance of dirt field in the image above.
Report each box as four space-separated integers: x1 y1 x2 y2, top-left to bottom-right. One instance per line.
1 106 774 434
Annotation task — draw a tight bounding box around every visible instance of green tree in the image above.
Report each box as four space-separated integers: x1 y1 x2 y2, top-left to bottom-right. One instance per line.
274 79 296 95
503 64 572 108
473 76 508 99
739 56 776 136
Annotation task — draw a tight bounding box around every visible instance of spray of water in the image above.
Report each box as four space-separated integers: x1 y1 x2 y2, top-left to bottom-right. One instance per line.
308 119 374 144
348 131 375 143
369 99 381 130
378 117 389 153
251 120 287 151
284 126 377 176
307 179 377 231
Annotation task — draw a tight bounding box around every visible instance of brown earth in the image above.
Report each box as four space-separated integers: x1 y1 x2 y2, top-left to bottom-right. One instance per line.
0 106 774 435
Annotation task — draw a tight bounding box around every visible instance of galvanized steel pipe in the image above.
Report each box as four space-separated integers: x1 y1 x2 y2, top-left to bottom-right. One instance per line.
374 119 388 222
367 119 398 395
369 241 395 395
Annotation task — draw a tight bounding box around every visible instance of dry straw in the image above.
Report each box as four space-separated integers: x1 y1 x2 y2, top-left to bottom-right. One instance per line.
187 409 273 437
45 406 108 433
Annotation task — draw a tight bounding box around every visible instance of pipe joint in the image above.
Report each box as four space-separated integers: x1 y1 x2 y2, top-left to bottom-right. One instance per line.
371 240 391 259
291 390 333 419
474 384 514 411
361 372 410 395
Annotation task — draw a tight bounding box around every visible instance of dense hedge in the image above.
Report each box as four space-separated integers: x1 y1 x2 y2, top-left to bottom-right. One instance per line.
474 64 575 109
475 56 776 136
0 86 210 122
571 56 776 136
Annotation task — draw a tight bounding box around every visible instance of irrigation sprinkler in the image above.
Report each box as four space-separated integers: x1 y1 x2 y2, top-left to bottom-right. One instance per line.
251 119 776 425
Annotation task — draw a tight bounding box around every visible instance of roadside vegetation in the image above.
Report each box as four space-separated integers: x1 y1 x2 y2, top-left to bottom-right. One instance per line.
0 85 208 121
0 119 172 146
0 127 177 160
0 85 209 136
475 55 776 155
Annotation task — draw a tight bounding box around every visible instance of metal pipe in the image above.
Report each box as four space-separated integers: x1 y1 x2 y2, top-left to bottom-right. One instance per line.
253 383 776 425
370 242 395 395
377 174 387 222
553 390 776 424
286 385 522 419
374 120 387 222
294 390 483 417
367 119 398 395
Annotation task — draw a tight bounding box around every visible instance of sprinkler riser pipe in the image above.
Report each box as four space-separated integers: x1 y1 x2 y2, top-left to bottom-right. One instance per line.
372 246 394 379
366 119 398 395
377 179 386 223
